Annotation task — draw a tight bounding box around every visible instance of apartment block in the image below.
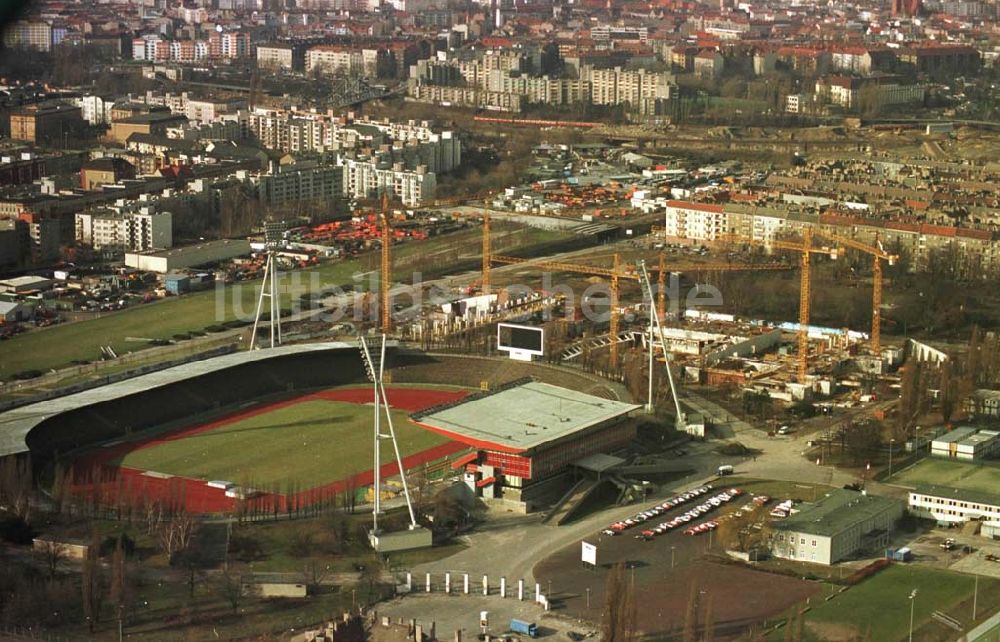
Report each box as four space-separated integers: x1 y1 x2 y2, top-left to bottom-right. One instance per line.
305 46 391 77
341 157 435 207
75 209 173 252
242 163 344 210
9 102 85 145
581 65 674 107
257 43 296 70
663 200 729 241
3 21 53 51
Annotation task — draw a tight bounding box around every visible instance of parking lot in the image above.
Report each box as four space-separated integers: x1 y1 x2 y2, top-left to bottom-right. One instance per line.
533 483 821 639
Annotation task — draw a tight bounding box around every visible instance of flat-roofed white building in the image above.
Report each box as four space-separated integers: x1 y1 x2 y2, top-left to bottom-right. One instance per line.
770 489 903 565
125 239 250 273
341 158 435 207
908 485 1000 526
930 426 1000 460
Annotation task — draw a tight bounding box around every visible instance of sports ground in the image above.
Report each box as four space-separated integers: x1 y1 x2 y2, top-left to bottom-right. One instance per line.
893 457 1000 495
70 386 469 513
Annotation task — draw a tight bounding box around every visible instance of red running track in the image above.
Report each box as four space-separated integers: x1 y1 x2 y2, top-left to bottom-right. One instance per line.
68 387 468 514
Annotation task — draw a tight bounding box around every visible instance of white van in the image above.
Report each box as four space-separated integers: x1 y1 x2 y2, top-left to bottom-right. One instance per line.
718 465 734 476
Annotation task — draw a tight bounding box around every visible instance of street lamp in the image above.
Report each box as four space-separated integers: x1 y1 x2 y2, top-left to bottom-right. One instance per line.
889 438 896 480
908 589 918 642
671 546 676 569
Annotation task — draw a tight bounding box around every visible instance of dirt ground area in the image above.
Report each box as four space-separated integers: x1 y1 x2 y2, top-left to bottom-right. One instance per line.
534 514 820 640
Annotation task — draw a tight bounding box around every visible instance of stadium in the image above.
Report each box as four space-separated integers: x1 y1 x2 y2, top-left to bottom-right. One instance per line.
0 343 632 515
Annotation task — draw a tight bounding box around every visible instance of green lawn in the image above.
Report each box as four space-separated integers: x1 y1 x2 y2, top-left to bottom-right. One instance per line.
892 458 1000 495
117 399 449 488
786 565 992 642
0 259 359 379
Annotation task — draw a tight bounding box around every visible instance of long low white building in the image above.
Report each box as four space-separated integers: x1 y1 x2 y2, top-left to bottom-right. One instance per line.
125 239 251 273
908 485 1000 525
930 426 1000 460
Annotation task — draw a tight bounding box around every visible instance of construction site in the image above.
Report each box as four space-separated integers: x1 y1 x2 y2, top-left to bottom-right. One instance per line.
331 196 906 425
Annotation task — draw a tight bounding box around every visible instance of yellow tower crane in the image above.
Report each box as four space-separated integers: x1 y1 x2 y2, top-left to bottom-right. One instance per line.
811 231 898 355
490 252 790 371
482 212 491 295
719 231 841 383
380 192 392 334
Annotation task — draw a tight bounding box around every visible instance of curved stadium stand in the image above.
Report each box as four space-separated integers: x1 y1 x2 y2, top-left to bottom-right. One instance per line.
0 344 631 470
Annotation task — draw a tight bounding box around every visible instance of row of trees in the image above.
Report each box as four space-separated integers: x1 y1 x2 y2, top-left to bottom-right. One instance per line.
895 326 1000 441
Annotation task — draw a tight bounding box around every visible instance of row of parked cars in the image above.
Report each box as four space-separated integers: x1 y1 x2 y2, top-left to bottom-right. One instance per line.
769 499 797 519
684 494 771 536
636 488 744 540
602 485 716 536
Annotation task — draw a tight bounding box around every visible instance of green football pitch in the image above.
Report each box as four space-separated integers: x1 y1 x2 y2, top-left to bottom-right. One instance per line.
783 565 994 642
117 399 449 489
893 457 1000 495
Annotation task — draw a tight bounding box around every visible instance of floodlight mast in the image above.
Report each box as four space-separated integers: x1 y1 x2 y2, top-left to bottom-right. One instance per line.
359 336 382 533
250 221 285 350
638 260 686 431
358 335 419 533
375 338 419 529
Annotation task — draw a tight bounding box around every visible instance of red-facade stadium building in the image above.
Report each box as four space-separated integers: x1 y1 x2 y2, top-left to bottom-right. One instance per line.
411 379 640 512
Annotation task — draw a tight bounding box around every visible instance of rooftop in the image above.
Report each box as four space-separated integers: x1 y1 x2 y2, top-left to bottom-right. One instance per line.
932 426 979 445
412 380 639 453
913 484 1000 509
0 276 53 289
128 238 251 259
771 489 901 538
116 112 187 125
0 342 360 458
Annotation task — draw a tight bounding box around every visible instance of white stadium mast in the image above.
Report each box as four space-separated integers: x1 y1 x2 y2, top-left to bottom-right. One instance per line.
638 260 686 431
358 335 418 536
250 220 285 350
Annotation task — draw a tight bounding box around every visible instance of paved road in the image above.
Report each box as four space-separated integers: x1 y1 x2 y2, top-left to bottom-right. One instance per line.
679 391 856 486
404 389 897 589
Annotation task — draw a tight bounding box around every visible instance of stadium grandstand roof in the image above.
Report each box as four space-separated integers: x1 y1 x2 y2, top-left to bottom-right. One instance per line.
412 380 639 453
0 342 370 458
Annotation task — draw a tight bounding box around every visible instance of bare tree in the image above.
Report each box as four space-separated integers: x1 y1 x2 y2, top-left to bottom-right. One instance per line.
896 362 921 439
109 536 129 621
703 593 716 642
939 358 958 424
36 539 67 579
301 561 330 595
0 456 33 523
81 531 103 631
600 563 637 642
156 508 196 561
213 567 243 614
